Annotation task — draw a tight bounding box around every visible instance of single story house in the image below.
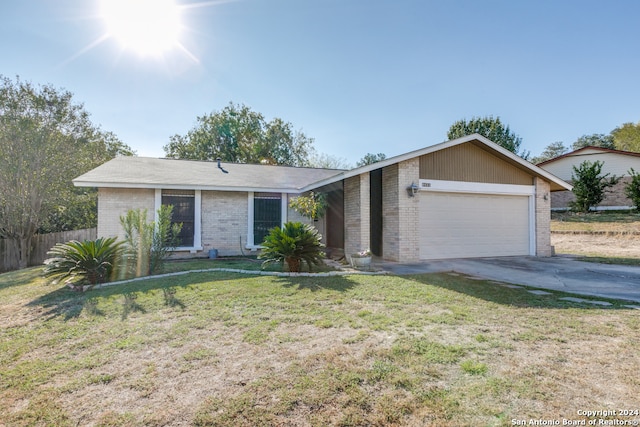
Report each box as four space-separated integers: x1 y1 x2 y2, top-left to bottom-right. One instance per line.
73 134 571 262
537 146 640 210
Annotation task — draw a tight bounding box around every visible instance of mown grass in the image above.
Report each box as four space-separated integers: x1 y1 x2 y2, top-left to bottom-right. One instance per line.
551 210 640 232
1 265 639 426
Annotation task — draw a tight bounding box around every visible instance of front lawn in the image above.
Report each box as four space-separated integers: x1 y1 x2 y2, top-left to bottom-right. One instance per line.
1 266 638 426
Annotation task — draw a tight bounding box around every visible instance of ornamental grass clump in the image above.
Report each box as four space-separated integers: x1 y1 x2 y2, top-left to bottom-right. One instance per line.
259 222 325 273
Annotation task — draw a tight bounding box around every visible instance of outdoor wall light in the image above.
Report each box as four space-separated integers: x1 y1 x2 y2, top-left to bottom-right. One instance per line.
407 182 420 197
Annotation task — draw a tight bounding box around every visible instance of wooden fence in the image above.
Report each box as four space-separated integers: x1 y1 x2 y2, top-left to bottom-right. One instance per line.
0 228 97 273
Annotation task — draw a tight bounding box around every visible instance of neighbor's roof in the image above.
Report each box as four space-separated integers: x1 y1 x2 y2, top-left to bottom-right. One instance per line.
536 145 640 167
73 157 345 193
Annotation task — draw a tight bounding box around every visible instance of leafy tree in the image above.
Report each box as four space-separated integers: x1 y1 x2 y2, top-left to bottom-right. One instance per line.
164 102 314 166
357 152 387 167
0 75 134 269
259 222 325 273
611 121 640 152
571 133 615 150
43 237 124 288
447 116 529 159
120 206 182 277
305 151 351 169
625 168 640 212
570 160 621 213
289 191 327 221
530 141 568 164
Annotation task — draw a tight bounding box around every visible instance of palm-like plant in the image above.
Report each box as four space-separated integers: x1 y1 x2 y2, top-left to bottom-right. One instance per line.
259 222 325 273
43 237 123 286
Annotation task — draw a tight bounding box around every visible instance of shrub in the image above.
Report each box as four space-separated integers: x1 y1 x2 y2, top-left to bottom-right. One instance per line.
625 168 640 212
43 237 123 287
289 191 327 220
120 206 182 277
570 160 620 213
259 222 325 273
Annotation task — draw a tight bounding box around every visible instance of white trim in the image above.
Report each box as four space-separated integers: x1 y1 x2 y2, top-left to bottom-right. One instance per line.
194 190 202 249
418 179 535 196
529 194 536 255
247 191 255 247
156 189 201 252
281 192 288 227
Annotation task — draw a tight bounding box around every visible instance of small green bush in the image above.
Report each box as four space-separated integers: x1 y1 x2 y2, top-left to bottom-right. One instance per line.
570 160 620 213
43 237 123 286
259 222 325 273
625 168 640 212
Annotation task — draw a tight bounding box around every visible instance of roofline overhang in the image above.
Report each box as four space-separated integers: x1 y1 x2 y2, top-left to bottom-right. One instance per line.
300 134 573 192
72 180 309 194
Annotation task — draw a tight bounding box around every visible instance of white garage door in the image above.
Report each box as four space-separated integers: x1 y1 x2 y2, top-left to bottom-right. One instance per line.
420 192 531 260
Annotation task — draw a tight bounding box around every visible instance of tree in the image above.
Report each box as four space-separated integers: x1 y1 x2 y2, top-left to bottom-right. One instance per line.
571 133 615 150
289 191 327 221
611 122 640 152
163 102 314 166
530 141 568 164
625 168 640 212
305 151 351 169
357 152 386 167
570 160 621 213
0 75 133 269
447 116 529 159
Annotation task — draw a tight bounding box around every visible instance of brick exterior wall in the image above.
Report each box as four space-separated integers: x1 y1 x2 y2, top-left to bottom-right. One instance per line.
343 174 370 259
97 188 155 239
534 177 552 256
382 160 420 262
201 190 248 256
551 177 634 210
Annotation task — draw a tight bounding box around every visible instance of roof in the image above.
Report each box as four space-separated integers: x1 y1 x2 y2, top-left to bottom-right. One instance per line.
536 146 640 167
301 134 572 192
74 134 572 193
73 157 345 193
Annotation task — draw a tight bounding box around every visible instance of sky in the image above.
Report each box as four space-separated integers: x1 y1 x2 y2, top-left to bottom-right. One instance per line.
2 0 640 165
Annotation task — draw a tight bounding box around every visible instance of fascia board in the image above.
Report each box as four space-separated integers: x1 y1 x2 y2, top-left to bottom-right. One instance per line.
72 181 304 194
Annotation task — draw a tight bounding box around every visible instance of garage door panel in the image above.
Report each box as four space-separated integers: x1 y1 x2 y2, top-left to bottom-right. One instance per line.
420 192 530 260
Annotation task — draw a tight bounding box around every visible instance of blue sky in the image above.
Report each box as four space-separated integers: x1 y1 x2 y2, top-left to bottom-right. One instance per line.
2 0 640 165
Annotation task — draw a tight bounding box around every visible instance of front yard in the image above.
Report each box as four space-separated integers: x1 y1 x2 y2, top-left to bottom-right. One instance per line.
1 261 639 426
551 211 640 264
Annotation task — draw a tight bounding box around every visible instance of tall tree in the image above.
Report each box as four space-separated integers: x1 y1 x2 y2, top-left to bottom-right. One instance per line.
530 141 568 164
163 102 314 166
305 151 351 169
447 116 529 159
0 75 133 269
357 152 387 167
611 121 640 152
571 133 615 150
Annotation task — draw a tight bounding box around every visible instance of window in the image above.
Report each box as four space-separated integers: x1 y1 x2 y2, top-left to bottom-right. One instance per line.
162 190 195 247
253 193 282 245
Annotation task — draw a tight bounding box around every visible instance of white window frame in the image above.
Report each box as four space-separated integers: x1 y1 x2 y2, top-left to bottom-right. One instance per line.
246 192 288 249
155 189 202 253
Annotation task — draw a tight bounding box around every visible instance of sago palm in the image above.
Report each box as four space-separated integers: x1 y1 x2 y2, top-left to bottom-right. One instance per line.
259 222 325 273
43 237 123 286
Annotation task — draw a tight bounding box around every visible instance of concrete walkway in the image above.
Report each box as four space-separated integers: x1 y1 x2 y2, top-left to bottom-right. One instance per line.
378 256 640 303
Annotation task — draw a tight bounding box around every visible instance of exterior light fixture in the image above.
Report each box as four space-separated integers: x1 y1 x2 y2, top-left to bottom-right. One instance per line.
407 182 419 197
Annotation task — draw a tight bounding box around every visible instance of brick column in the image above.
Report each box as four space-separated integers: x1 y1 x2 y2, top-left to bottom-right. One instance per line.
382 159 420 262
344 173 370 260
534 177 552 257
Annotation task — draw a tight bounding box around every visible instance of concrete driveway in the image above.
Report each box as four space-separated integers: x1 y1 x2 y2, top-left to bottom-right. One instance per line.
379 256 640 303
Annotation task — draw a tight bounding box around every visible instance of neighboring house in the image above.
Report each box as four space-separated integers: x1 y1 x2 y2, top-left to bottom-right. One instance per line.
537 146 640 210
73 134 571 262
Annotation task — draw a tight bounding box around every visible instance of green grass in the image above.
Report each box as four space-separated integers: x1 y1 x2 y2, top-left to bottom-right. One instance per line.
1 265 639 426
551 210 640 232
